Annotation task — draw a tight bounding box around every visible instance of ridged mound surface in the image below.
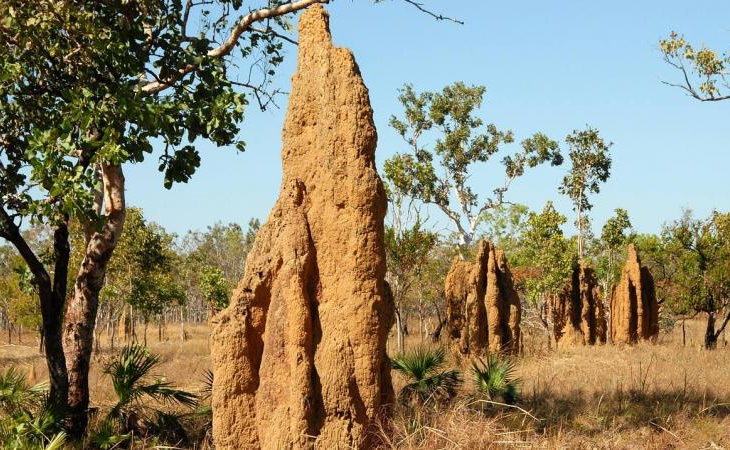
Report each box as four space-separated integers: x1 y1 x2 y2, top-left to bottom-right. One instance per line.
610 245 659 344
210 6 394 448
444 241 521 355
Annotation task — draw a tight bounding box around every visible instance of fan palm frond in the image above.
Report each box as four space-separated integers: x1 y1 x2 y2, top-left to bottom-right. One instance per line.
471 354 521 405
200 369 213 400
391 347 462 405
104 345 160 406
0 367 46 414
102 344 198 440
138 378 198 408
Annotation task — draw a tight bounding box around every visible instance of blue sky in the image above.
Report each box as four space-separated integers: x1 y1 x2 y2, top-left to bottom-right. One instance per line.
125 0 730 237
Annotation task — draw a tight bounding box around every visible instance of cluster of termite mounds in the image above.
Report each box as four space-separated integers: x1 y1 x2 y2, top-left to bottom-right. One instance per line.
210 6 393 448
443 241 522 355
550 244 660 348
550 264 607 347
610 244 659 344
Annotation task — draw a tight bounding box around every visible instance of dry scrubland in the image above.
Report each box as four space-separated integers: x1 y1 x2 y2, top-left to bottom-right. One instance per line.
1 319 729 449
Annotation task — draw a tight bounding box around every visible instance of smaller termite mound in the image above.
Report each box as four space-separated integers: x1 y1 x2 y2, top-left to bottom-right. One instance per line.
444 241 520 355
610 244 659 344
551 263 607 347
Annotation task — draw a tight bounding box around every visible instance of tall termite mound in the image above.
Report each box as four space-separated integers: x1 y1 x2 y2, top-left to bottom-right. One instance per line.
444 241 520 355
610 244 659 344
551 264 607 347
210 6 394 449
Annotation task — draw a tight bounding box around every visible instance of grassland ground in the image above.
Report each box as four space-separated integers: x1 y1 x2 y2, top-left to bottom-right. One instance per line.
1 319 729 448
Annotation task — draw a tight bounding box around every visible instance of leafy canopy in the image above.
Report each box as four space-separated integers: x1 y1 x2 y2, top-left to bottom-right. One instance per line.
558 126 612 256
384 82 562 246
0 0 291 231
517 201 573 305
660 31 730 101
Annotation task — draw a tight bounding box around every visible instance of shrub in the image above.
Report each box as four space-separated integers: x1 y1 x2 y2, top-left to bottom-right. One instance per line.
391 347 462 405
471 354 521 405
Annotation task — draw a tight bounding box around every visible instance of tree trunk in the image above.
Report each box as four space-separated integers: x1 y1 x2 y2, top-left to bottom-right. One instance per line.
63 164 126 437
1 207 70 408
394 308 404 354
682 317 686 347
540 300 552 350
705 312 717 350
179 307 186 342
143 319 148 347
38 326 44 354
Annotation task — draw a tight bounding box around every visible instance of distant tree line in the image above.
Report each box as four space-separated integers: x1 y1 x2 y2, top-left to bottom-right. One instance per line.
0 211 260 348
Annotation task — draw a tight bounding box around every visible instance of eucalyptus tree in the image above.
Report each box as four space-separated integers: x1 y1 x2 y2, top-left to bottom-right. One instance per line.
598 208 633 292
662 210 730 349
0 252 38 344
199 266 231 312
479 203 530 254
383 82 563 252
660 32 730 102
516 202 573 343
558 127 612 259
385 218 437 352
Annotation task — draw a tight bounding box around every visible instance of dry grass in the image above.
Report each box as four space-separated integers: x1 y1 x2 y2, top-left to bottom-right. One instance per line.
1 319 729 448
387 319 730 449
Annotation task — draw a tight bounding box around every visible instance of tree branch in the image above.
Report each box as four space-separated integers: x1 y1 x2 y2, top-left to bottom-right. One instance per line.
436 203 469 246
141 0 328 94
250 26 298 46
400 0 464 25
713 308 730 339
0 205 52 293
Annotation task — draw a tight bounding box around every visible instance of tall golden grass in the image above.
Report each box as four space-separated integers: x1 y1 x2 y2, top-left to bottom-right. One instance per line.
1 318 728 448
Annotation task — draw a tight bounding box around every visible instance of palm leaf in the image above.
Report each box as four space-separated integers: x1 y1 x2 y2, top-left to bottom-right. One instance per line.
103 343 198 439
472 355 521 404
138 378 198 408
0 367 46 414
392 347 461 405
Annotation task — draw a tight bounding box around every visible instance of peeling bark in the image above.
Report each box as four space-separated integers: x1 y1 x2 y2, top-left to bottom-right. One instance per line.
63 163 126 436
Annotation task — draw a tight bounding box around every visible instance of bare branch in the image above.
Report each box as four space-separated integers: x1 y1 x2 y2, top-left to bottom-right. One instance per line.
250 26 298 46
400 0 464 25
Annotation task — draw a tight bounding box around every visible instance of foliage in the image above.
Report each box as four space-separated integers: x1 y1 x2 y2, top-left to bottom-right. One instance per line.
601 209 633 251
660 31 730 101
0 267 39 330
517 202 573 306
77 208 185 324
558 127 612 257
471 355 521 405
0 0 272 228
199 267 231 311
385 214 439 350
100 344 198 444
596 208 633 291
479 203 530 254
0 368 67 449
391 347 462 405
662 211 730 313
180 219 259 315
384 82 562 247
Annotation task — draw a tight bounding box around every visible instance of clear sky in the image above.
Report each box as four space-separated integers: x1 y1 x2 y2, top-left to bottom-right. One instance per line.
125 0 730 238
